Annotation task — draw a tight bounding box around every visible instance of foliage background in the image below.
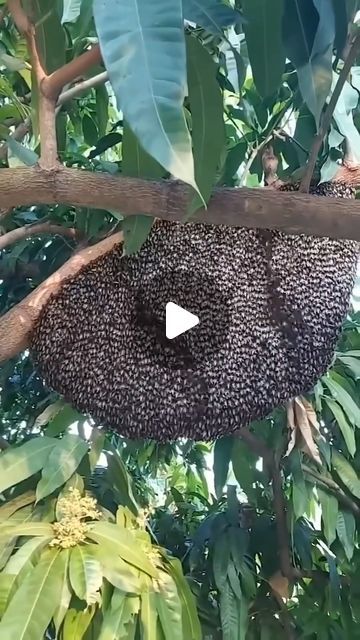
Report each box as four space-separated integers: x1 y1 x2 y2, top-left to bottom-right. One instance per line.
1 0 360 638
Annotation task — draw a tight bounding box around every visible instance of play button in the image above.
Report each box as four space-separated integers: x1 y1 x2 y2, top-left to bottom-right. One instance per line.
166 302 199 339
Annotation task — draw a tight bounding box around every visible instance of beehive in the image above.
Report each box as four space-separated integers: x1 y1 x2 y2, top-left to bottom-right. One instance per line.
30 181 359 440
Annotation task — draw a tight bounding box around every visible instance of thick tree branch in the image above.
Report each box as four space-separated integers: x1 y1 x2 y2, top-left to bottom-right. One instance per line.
0 232 122 361
300 29 360 193
0 223 79 250
1 166 360 240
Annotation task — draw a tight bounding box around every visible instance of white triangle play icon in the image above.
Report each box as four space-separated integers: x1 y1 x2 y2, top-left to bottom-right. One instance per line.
166 302 199 340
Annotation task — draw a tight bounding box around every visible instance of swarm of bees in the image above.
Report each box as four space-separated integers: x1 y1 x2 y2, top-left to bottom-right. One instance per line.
30 181 358 441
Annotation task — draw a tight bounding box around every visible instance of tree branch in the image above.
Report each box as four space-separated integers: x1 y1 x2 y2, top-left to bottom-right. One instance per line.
299 29 360 193
0 231 122 362
0 166 360 240
57 71 109 107
42 45 103 101
0 222 79 250
302 464 360 517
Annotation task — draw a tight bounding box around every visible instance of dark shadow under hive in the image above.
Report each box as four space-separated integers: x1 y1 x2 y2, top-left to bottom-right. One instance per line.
30 181 359 440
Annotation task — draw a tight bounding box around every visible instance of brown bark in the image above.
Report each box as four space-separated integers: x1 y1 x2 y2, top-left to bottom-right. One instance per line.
0 232 122 362
1 165 360 240
0 223 78 250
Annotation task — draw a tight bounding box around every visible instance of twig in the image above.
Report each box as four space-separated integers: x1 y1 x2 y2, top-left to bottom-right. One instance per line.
57 71 109 107
0 223 79 250
299 29 360 193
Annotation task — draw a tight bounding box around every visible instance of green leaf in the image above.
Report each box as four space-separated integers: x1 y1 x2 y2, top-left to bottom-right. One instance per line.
331 450 360 499
167 558 201 640
0 492 36 523
121 122 164 254
106 447 139 514
0 536 51 616
0 548 63 638
33 0 66 73
186 35 225 214
62 0 82 23
53 549 72 635
318 489 338 545
219 578 240 640
0 523 53 539
243 0 285 97
213 536 231 591
140 590 158 640
282 0 335 125
36 434 88 501
86 521 158 578
95 546 140 594
96 84 109 138
156 571 183 640
94 0 197 189
44 403 83 437
325 397 356 457
99 591 140 640
122 216 154 256
323 374 360 428
338 355 360 380
0 437 56 493
183 0 243 35
336 510 355 561
69 545 103 605
213 437 233 497
62 607 95 640
7 137 39 167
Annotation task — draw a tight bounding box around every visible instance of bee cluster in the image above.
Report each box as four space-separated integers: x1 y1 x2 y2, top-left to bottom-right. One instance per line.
30 181 358 441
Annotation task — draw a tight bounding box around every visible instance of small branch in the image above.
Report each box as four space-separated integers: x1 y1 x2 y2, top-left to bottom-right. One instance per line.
0 223 79 250
7 0 31 34
57 71 109 107
0 118 31 162
299 29 360 193
237 426 272 462
25 28 58 169
42 45 103 101
0 231 123 361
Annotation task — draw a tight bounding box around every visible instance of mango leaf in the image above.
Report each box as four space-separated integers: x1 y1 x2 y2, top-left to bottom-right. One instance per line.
243 0 285 97
213 437 233 498
69 545 103 605
33 0 66 73
94 0 197 190
62 607 95 640
282 0 335 125
338 355 360 380
325 397 356 457
0 548 63 638
87 521 158 578
53 549 72 635
167 558 201 640
186 35 225 214
140 590 158 640
121 123 164 254
323 375 360 428
99 590 140 640
331 450 360 499
0 492 36 523
183 0 243 34
0 522 53 539
219 578 240 640
318 488 338 545
62 0 82 23
105 447 139 514
0 437 56 494
213 536 231 591
94 546 140 594
336 510 355 561
44 403 83 437
36 434 88 501
7 137 38 167
156 571 183 640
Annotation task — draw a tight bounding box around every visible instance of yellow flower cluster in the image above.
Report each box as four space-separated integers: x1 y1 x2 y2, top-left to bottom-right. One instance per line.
50 487 101 549
135 506 155 529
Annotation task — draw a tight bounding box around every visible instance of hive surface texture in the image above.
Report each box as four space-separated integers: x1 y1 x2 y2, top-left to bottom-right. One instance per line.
30 181 359 440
